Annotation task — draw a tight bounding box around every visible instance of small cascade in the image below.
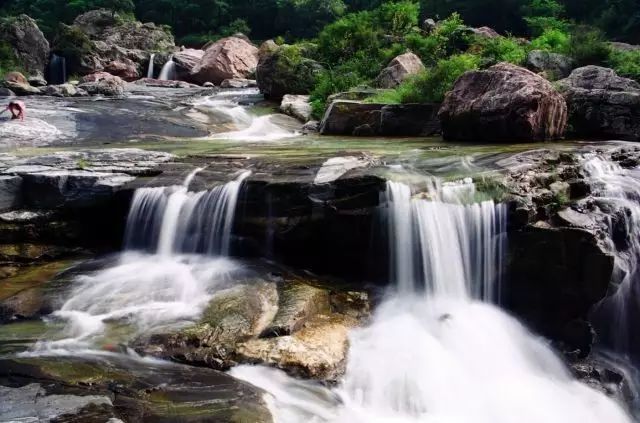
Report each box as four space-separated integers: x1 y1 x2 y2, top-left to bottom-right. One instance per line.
583 156 640 362
27 169 251 355
159 54 176 81
125 170 251 256
233 176 632 423
48 54 67 85
147 53 156 78
384 179 507 301
191 90 299 142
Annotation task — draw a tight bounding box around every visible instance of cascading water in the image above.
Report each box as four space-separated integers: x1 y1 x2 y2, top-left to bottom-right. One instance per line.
26 170 251 355
583 155 640 364
147 53 156 78
192 89 299 142
232 177 632 423
48 54 67 85
125 170 250 256
159 54 176 80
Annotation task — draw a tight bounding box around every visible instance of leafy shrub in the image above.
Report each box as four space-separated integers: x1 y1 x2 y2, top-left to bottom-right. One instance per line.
405 13 470 65
369 53 481 104
376 0 419 35
530 27 570 53
477 36 528 65
567 26 610 66
0 40 22 78
608 49 640 81
310 67 367 118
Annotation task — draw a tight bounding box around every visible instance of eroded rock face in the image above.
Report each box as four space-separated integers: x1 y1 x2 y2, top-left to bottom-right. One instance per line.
439 63 567 142
374 52 425 88
256 43 322 100
190 37 258 85
0 15 50 78
558 66 640 141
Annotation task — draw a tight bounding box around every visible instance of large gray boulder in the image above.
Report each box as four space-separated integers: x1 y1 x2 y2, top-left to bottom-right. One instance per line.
374 52 424 88
0 15 50 78
256 42 323 100
526 50 574 80
190 37 258 85
557 66 640 141
439 63 567 142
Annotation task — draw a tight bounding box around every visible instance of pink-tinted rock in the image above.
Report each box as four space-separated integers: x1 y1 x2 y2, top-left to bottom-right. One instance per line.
439 63 567 142
81 72 122 83
174 48 205 73
190 37 258 85
470 26 500 38
104 58 139 81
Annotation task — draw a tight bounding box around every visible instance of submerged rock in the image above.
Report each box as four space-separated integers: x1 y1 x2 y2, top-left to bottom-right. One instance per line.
558 66 640 141
439 63 567 142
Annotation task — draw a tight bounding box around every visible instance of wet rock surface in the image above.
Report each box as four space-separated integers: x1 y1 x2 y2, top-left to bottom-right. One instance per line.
0 355 273 423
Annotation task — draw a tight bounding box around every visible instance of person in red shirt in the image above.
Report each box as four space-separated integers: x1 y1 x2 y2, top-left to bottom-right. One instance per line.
1 100 25 121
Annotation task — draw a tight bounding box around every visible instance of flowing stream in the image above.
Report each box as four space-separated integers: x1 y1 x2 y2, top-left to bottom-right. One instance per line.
232 178 632 423
25 170 251 355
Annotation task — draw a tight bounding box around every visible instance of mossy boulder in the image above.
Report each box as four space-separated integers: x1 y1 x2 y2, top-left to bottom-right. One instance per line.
256 42 323 100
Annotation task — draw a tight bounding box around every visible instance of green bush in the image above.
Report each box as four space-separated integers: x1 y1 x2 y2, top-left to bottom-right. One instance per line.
0 40 22 78
405 13 469 65
567 26 610 66
310 67 367 118
376 0 419 35
608 49 640 81
369 53 481 104
477 36 528 65
530 27 570 53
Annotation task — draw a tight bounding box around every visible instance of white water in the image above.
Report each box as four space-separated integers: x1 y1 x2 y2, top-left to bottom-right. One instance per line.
233 178 632 423
584 155 640 361
125 170 250 256
27 170 250 355
147 53 156 78
192 90 299 142
159 55 176 81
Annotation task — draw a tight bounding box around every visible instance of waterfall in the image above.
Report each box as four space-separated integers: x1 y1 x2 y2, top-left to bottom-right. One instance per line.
584 156 640 362
26 169 250 354
232 177 633 423
158 55 176 81
147 53 156 78
48 54 67 85
125 170 250 256
384 179 507 301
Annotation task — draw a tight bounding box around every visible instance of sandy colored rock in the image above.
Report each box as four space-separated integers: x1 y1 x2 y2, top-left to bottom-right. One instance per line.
191 37 258 85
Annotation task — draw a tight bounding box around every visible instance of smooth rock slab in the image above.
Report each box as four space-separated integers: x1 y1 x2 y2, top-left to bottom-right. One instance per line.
280 94 312 122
